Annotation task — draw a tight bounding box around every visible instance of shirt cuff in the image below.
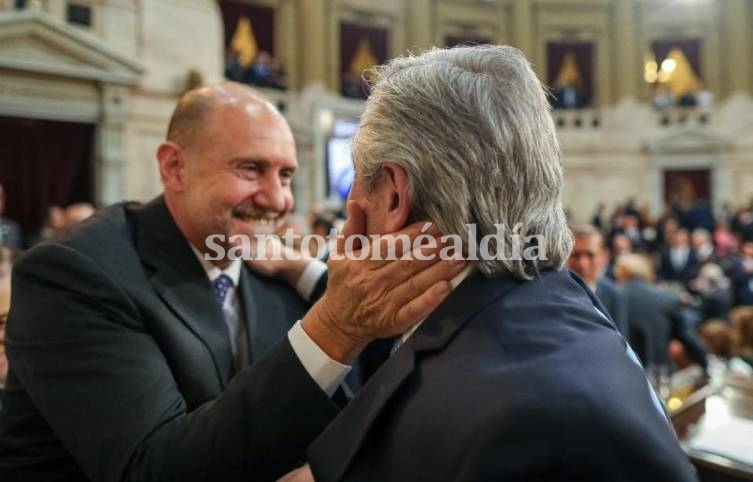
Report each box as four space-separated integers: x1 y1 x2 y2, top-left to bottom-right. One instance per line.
288 320 351 397
295 260 327 301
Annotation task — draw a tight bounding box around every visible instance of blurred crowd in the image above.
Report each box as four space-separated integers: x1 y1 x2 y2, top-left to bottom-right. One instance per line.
570 197 753 386
225 50 288 91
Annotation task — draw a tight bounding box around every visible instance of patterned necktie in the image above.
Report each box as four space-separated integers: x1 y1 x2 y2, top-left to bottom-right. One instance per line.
213 274 233 307
212 274 249 372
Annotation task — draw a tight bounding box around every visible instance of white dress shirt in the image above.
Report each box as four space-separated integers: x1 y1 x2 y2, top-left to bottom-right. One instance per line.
191 248 349 396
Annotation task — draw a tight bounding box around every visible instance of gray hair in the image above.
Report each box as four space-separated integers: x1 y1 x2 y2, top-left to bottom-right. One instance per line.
353 45 572 279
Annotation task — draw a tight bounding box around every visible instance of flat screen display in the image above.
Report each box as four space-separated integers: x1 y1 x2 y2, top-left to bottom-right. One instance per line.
326 123 357 200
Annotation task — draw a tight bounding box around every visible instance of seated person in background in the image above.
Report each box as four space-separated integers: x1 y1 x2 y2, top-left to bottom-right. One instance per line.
616 253 708 372
699 319 733 361
688 263 733 322
0 184 23 250
730 306 753 377
568 225 629 335
285 45 697 482
732 238 753 306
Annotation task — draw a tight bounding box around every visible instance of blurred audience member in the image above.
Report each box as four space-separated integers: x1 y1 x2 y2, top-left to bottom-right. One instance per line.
730 307 753 377
604 232 632 280
659 228 699 286
590 203 605 230
689 263 733 322
0 184 22 249
64 203 95 226
699 320 733 360
568 225 629 335
30 206 66 246
691 228 714 264
615 254 707 371
714 219 738 259
732 238 753 306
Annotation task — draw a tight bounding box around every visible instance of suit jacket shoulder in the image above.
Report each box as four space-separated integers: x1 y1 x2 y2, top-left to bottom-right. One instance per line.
309 270 696 482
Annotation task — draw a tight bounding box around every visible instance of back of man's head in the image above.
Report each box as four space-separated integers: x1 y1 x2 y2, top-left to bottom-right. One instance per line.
353 45 571 279
615 253 655 283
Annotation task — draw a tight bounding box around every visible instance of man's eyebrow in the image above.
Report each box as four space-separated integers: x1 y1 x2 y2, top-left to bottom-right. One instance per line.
229 157 270 165
229 157 297 170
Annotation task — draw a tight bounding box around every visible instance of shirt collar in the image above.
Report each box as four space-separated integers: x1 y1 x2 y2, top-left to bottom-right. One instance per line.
401 265 473 343
190 245 242 286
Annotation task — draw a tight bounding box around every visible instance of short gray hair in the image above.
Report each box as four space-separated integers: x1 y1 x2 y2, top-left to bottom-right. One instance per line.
353 45 572 279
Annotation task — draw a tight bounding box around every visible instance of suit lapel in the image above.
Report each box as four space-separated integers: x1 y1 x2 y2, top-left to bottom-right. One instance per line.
307 340 416 481
134 197 235 387
309 273 522 481
237 269 288 364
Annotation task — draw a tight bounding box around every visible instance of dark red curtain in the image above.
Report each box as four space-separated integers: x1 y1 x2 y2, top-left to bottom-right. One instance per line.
0 117 94 233
546 42 594 107
664 169 711 204
220 0 275 56
445 36 492 48
652 38 702 80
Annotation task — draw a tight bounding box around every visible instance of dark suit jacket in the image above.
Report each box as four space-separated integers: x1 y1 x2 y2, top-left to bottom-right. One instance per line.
595 277 629 336
659 247 700 285
622 279 707 370
0 197 338 482
309 270 697 482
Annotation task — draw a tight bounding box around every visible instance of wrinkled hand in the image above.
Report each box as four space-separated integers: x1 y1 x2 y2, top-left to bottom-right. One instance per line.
277 464 314 482
301 202 467 363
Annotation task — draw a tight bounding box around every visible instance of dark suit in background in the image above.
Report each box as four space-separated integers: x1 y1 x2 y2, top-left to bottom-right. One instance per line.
659 247 700 285
0 197 337 482
623 278 707 370
308 270 697 482
595 276 629 336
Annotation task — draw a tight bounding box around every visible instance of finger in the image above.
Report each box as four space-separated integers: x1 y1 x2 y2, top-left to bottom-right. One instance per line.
377 239 459 285
392 256 466 302
276 465 313 482
337 201 366 253
393 280 455 332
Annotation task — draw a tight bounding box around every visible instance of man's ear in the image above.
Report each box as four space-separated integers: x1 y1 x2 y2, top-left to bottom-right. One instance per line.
380 162 411 233
157 142 187 193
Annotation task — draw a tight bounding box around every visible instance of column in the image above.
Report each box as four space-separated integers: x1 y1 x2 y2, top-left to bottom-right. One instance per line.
614 0 638 101
512 0 532 57
298 0 327 89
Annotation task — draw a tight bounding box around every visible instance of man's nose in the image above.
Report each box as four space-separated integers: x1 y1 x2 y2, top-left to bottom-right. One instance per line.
254 176 288 213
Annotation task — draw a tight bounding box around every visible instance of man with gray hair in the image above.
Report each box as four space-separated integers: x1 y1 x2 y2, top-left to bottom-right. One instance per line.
287 46 696 481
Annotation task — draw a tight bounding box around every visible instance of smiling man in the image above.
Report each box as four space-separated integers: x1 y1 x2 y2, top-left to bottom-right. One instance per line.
0 82 464 482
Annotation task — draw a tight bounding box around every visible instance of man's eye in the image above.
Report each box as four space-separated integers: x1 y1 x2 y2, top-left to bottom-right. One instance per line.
281 170 295 180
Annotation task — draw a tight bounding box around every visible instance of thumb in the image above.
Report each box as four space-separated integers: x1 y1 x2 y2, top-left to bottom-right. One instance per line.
337 201 366 253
